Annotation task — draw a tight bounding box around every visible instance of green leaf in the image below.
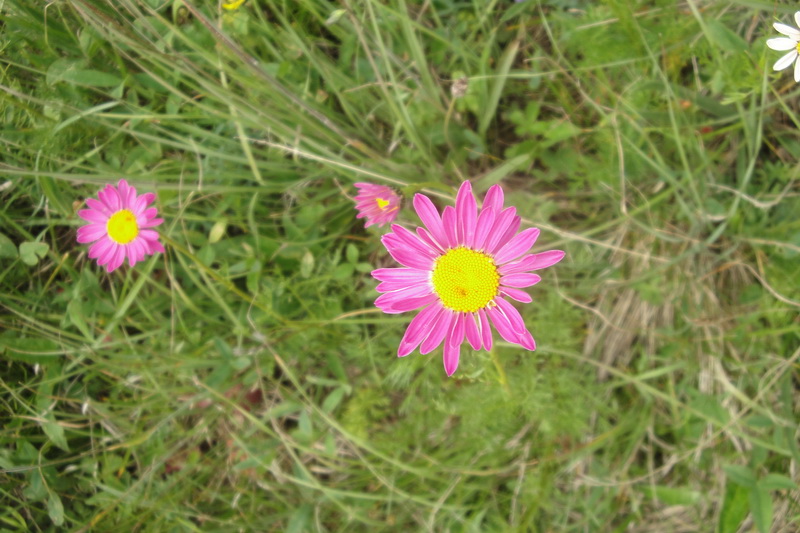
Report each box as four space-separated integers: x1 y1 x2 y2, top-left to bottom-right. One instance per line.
718 483 749 533
706 19 748 54
60 69 123 87
641 485 701 506
47 492 65 526
723 465 756 488
749 485 773 533
760 473 797 491
300 250 314 278
18 242 49 266
42 418 70 452
0 336 60 364
321 387 346 414
346 243 358 264
0 232 17 258
476 154 531 192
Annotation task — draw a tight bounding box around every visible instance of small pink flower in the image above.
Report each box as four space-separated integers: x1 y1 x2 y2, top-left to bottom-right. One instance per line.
372 181 564 376
353 182 400 228
77 179 165 272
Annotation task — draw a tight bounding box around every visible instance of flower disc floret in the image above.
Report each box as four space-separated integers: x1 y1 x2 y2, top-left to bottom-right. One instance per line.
432 247 499 312
107 209 139 244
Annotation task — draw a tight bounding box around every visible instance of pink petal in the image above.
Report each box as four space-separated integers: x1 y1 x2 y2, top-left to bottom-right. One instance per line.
464 313 481 350
413 193 449 250
491 214 521 255
139 229 161 242
420 310 454 354
481 185 504 213
448 313 466 348
133 192 156 214
498 250 565 275
416 227 446 254
383 241 435 270
85 198 109 214
494 297 527 334
455 181 477 246
147 239 165 254
472 207 495 251
99 185 121 212
486 304 520 345
76 224 108 243
140 218 164 228
389 225 439 258
483 207 516 254
443 340 461 377
117 179 129 204
78 209 108 224
500 273 541 288
88 237 113 259
398 303 444 357
376 293 438 314
375 282 432 303
372 267 430 283
501 287 532 303
106 245 125 272
478 309 493 351
441 206 458 248
494 227 540 265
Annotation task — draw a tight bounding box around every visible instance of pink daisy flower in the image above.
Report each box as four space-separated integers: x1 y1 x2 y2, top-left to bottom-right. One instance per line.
353 182 400 228
77 179 165 273
371 181 565 376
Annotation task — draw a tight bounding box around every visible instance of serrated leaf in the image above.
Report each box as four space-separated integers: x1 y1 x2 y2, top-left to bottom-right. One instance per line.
724 464 756 488
749 485 773 533
19 242 49 266
0 232 17 258
47 492 64 526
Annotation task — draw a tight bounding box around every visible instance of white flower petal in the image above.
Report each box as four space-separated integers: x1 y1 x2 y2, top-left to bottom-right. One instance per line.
773 22 800 38
794 11 800 29
774 50 798 71
767 37 798 51
793 57 800 82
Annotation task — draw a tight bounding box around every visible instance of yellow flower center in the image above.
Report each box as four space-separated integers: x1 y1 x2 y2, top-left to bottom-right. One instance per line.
431 246 500 313
796 42 800 54
106 209 139 245
375 197 390 210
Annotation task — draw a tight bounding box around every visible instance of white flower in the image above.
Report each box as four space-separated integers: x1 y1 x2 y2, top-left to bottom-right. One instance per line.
767 12 800 82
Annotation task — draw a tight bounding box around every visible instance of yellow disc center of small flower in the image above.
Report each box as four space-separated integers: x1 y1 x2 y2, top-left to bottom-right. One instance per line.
375 197 390 210
431 246 499 313
106 209 138 245
796 42 800 54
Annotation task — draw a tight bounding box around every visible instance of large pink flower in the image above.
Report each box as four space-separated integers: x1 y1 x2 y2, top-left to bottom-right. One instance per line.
372 181 564 376
353 182 400 228
77 179 165 272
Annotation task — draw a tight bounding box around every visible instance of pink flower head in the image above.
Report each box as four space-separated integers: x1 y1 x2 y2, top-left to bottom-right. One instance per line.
371 181 565 376
77 179 165 272
354 182 400 228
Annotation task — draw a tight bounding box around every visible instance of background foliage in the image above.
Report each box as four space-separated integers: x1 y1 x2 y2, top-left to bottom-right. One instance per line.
1 0 798 531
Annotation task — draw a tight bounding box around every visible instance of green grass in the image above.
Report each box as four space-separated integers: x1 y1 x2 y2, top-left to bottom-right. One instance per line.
1 0 798 530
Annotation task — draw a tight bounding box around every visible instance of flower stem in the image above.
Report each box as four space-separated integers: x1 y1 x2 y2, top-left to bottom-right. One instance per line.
490 348 511 394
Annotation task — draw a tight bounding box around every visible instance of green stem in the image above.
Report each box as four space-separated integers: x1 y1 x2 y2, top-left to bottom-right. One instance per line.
490 347 511 394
